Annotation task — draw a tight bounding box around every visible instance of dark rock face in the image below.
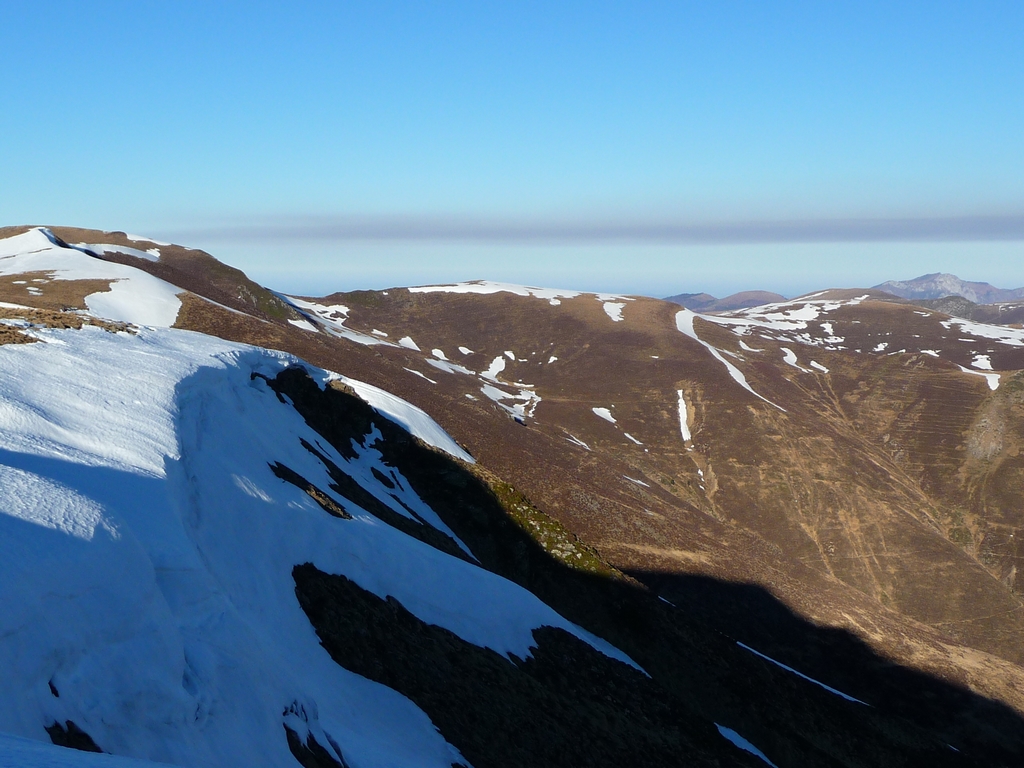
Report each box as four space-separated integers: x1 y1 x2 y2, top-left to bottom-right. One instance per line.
285 725 350 768
293 565 733 768
45 721 103 753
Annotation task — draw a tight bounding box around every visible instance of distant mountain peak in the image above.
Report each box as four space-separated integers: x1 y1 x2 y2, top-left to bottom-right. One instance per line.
874 273 1024 304
663 290 786 312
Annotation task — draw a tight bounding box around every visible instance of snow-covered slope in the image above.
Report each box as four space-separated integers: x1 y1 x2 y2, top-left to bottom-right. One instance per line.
0 229 182 326
0 322 636 767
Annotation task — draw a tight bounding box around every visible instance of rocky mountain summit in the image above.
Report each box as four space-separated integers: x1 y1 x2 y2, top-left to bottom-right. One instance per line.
2 226 1024 766
874 272 1024 305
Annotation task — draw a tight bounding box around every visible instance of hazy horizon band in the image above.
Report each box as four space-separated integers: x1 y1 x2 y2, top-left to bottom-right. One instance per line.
165 214 1024 245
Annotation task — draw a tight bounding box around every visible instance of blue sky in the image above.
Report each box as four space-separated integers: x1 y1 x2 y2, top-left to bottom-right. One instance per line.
2 1 1022 297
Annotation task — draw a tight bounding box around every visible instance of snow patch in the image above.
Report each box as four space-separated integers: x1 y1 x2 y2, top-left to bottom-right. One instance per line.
482 356 506 380
592 407 616 424
957 365 1001 391
398 336 421 351
676 390 691 442
282 297 391 348
738 642 867 704
715 725 779 767
780 347 810 372
126 233 172 247
941 317 1024 347
480 383 541 421
425 358 475 376
403 368 436 384
603 302 625 322
563 433 591 450
288 318 318 333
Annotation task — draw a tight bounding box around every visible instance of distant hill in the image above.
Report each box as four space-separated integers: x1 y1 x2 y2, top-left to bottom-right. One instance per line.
910 294 1024 326
874 273 1024 304
664 289 785 311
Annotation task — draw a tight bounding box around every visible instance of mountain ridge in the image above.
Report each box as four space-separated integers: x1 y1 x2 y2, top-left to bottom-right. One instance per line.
873 272 1024 304
2 226 1024 765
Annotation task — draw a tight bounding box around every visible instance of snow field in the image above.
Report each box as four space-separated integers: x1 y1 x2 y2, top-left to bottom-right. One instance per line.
0 325 640 767
0 731 174 768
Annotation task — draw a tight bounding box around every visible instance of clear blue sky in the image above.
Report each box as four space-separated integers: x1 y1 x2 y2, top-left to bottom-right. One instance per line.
2 1 1022 297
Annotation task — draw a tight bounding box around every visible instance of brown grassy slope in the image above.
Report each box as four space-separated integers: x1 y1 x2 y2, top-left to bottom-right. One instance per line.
307 290 1024 680
6 226 1024 722
40 225 297 321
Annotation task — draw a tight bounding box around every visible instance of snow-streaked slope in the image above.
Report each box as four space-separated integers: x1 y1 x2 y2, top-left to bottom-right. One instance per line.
282 296 392 347
408 280 634 309
408 280 582 304
0 325 638 767
0 229 181 326
675 309 785 412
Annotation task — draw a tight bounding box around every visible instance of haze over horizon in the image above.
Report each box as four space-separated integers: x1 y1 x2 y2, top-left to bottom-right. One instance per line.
3 1 1022 297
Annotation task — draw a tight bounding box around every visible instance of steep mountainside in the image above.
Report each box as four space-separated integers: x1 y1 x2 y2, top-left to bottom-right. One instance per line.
2 227 1024 766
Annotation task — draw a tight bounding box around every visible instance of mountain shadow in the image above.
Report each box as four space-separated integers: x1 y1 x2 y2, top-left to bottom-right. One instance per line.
270 366 1024 768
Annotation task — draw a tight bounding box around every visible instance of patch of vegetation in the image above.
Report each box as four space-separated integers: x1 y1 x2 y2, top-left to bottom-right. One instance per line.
950 526 974 547
1001 372 1024 395
335 289 388 309
488 480 618 577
